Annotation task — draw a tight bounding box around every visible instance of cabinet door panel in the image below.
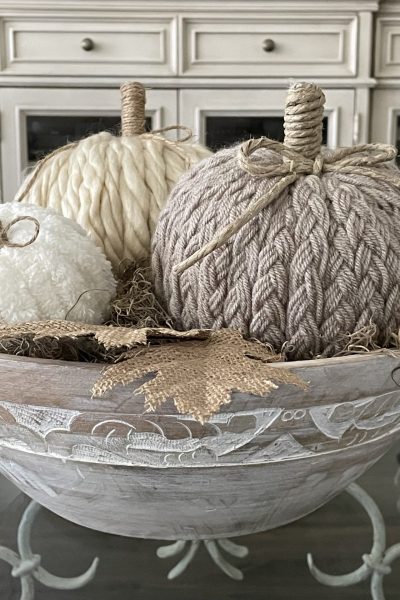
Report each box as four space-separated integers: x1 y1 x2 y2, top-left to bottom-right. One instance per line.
375 17 400 78
371 89 400 164
180 88 355 151
0 87 177 202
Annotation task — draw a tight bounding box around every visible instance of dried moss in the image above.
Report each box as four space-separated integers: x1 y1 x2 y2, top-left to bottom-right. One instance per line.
108 260 170 329
0 260 171 363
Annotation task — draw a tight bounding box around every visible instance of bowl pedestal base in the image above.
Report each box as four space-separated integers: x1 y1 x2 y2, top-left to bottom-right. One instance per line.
308 482 400 600
157 538 249 580
0 482 398 599
0 501 98 600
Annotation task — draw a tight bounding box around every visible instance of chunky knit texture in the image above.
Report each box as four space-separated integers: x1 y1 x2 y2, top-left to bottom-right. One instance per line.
153 83 400 359
17 83 211 270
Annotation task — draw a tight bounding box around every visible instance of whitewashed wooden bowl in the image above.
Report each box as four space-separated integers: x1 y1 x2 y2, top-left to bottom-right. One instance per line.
0 351 399 540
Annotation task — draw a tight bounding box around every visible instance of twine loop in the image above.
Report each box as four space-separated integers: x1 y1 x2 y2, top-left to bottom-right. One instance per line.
238 138 398 179
144 125 194 144
0 215 40 249
174 137 400 275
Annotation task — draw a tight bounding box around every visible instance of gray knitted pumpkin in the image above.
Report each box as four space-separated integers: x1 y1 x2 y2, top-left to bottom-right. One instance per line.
153 82 400 359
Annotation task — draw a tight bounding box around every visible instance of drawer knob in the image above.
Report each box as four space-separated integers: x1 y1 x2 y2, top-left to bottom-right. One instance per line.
262 38 275 52
81 37 95 51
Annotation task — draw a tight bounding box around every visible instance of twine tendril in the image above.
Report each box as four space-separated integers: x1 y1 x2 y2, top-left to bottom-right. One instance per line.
0 215 40 249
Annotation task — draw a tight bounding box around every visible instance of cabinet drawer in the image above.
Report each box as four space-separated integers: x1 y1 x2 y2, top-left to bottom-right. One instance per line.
2 18 177 76
181 16 358 77
375 17 400 78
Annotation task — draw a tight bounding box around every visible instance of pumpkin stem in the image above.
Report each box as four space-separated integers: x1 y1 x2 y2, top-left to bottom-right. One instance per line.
120 81 146 136
283 82 325 159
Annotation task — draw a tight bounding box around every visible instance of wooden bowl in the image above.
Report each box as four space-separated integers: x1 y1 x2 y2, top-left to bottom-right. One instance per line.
0 351 399 540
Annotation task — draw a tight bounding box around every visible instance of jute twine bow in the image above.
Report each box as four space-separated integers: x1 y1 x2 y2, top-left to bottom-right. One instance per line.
173 82 400 275
0 215 40 249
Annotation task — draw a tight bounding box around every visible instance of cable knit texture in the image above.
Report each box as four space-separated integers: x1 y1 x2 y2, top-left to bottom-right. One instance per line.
153 83 400 359
0 203 116 324
16 82 211 270
17 132 210 270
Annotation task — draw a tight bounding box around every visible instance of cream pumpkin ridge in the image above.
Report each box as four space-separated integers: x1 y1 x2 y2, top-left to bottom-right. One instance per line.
16 81 211 270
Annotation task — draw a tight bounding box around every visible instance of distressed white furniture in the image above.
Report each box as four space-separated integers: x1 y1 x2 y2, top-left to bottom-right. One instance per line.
0 0 378 202
372 1 400 152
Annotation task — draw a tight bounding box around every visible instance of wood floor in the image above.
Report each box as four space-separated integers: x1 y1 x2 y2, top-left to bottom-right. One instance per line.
0 446 399 600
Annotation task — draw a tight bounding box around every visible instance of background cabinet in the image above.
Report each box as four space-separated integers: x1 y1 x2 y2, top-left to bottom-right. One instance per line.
180 88 355 150
0 0 383 201
371 2 400 164
371 88 400 159
0 87 177 201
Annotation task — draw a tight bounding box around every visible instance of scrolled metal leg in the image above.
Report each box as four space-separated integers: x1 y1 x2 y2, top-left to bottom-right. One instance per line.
218 538 249 559
156 540 186 560
157 540 200 580
370 543 400 600
204 540 245 580
0 500 99 599
157 538 249 581
307 482 399 600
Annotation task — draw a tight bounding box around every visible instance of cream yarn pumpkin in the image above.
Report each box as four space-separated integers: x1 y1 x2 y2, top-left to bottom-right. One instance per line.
153 82 400 360
0 203 116 324
16 82 211 269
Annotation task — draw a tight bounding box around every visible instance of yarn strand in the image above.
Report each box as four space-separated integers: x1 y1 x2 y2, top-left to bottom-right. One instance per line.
151 125 193 143
173 172 297 275
15 143 78 203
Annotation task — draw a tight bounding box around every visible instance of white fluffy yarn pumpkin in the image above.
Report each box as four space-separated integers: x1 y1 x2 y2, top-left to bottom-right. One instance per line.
0 203 116 324
16 82 211 269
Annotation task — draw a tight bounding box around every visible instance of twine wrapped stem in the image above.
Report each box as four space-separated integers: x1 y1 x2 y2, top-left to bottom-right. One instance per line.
120 81 147 136
284 82 325 159
173 82 400 275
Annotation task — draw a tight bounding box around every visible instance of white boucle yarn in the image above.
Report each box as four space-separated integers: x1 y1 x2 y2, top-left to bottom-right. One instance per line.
0 203 116 324
16 131 211 269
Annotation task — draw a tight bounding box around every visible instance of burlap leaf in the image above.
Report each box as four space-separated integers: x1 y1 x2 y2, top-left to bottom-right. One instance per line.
0 320 209 350
92 329 305 422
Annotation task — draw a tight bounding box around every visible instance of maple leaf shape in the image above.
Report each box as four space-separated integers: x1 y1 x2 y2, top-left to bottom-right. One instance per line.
92 329 306 423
